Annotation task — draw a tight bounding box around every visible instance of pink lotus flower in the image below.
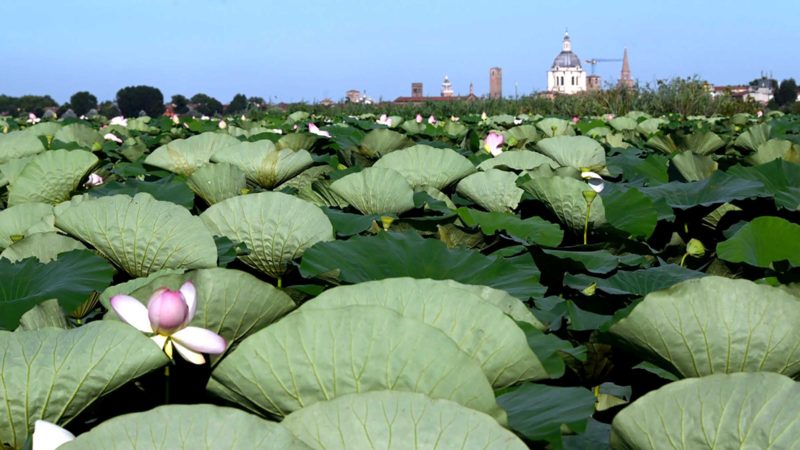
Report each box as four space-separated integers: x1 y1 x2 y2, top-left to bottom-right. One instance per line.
218 120 227 129
483 132 504 157
103 133 122 144
26 113 41 124
605 114 615 121
172 115 180 124
428 115 437 125
109 116 128 127
581 171 605 193
572 116 579 124
84 173 104 187
308 123 331 138
33 420 75 450
376 114 392 126
110 281 227 364
757 110 763 118
415 114 423 123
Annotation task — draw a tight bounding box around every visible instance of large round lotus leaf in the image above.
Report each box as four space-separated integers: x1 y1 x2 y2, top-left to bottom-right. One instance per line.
747 138 800 165
24 122 62 138
456 169 523 213
671 151 717 181
277 132 317 151
208 305 505 422
373 144 475 189
535 136 606 170
734 122 771 152
683 130 725 156
7 149 98 206
611 372 800 450
299 278 547 387
536 117 573 137
609 117 637 131
519 175 606 234
717 216 800 268
62 404 309 450
275 165 349 208
0 156 35 187
201 191 334 279
504 124 540 147
145 132 240 176
0 130 45 163
609 276 800 378
0 321 167 449
436 279 545 329
210 140 314 188
106 268 296 365
283 391 527 450
444 120 467 138
358 128 414 157
636 117 667 136
186 162 247 205
53 123 103 148
0 231 85 262
330 167 415 215
54 193 218 277
478 150 559 172
0 202 54 249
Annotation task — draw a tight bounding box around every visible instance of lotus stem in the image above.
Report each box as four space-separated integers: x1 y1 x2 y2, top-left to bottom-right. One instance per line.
583 200 593 245
164 365 170 404
277 277 282 289
680 253 688 267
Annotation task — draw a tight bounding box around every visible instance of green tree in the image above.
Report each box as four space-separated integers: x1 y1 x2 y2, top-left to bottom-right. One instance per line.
226 93 248 113
116 85 164 117
171 94 189 114
69 91 98 116
774 79 798 107
16 95 58 116
191 93 223 116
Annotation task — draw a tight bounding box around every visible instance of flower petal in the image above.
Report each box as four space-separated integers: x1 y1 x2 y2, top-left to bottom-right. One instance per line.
172 341 206 365
109 295 153 333
179 281 197 324
172 326 227 354
151 334 168 350
33 420 75 450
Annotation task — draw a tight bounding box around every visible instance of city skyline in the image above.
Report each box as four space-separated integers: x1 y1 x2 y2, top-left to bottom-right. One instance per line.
3 0 799 104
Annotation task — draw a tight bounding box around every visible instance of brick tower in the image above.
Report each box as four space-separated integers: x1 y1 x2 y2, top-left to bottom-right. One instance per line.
489 67 502 99
619 48 633 88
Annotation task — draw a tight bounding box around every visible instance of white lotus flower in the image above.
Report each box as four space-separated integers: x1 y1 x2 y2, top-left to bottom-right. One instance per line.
513 118 523 125
450 115 459 122
200 115 210 121
27 113 41 124
218 120 227 129
84 173 104 187
581 171 605 193
103 133 122 143
110 281 227 364
428 115 437 125
483 132 504 157
308 122 331 138
109 116 128 127
33 420 75 450
376 114 392 126
481 112 488 121
240 114 247 121
172 115 180 124
757 110 763 118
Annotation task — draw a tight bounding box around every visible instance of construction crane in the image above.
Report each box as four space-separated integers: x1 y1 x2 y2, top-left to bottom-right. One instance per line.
585 58 622 75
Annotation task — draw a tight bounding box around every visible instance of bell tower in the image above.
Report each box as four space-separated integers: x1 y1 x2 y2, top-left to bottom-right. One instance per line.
489 67 502 99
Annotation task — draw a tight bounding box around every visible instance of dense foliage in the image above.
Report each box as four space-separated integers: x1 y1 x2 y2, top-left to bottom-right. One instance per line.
0 108 799 449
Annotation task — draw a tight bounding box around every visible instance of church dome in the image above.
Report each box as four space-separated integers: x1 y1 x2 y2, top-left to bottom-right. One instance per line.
552 51 581 68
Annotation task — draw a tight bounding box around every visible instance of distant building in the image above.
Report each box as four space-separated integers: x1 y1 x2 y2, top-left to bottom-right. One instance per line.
619 48 633 88
489 67 502 99
547 31 587 94
411 82 424 98
587 75 601 91
745 75 775 104
319 98 334 107
441 75 454 97
345 89 374 104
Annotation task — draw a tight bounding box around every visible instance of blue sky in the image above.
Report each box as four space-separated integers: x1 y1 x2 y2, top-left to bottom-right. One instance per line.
3 0 798 104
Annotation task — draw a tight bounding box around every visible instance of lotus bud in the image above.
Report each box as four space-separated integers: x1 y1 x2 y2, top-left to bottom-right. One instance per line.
686 238 706 257
103 132 123 143
582 282 597 296
481 112 488 121
218 120 227 129
582 190 598 204
428 115 436 125
239 187 250 195
84 173 104 187
572 116 579 124
380 215 394 231
415 114 423 123
147 289 190 334
240 114 247 121
336 163 348 170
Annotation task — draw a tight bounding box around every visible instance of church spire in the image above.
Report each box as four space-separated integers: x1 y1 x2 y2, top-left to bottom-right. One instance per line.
562 30 571 52
619 47 633 88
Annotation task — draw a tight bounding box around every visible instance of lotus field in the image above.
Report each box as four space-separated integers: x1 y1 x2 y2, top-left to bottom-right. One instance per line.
2 109 800 449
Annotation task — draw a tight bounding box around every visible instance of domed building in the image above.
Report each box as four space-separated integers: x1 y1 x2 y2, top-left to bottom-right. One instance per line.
547 31 587 94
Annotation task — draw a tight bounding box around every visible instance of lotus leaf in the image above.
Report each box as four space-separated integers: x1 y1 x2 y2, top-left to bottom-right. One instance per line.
519 175 606 234
299 278 548 386
373 144 475 189
53 123 103 149
717 216 800 268
210 140 314 188
611 372 800 450
283 391 526 450
504 124 540 147
565 264 704 297
186 162 247 205
357 128 413 157
671 151 717 181
0 202 54 249
63 404 309 450
0 231 85 262
535 136 606 170
55 193 218 277
683 130 725 155
478 150 559 172
456 169 523 213
734 122 770 151
145 132 240 176
208 305 505 421
610 276 800 378
636 118 666 136
7 149 98 207
330 167 415 215
201 191 334 279
747 138 800 165
0 322 167 448
609 117 637 131
536 118 573 137
0 130 45 163
276 132 317 151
